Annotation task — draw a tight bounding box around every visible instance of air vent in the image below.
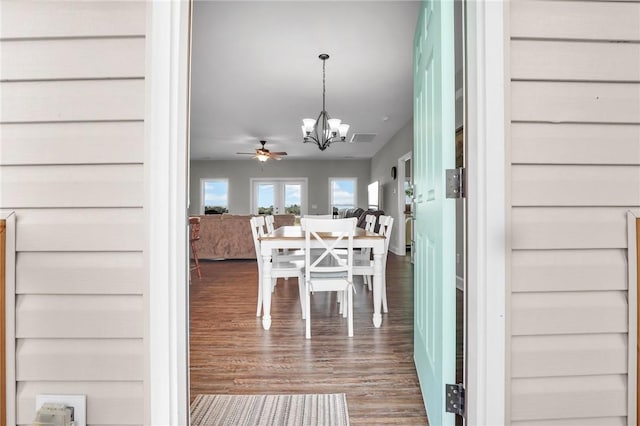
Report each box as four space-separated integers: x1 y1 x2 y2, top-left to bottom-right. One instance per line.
349 133 376 143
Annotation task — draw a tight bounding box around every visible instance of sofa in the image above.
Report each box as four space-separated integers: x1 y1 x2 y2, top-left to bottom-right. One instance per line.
193 214 296 260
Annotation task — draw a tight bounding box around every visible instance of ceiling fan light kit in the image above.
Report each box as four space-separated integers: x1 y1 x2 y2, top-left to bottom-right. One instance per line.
236 140 287 162
255 152 270 162
301 54 350 151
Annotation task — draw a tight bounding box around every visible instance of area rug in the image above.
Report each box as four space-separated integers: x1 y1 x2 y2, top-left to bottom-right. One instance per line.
190 393 350 426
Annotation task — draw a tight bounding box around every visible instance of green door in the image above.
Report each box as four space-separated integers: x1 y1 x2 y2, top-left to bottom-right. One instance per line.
413 1 456 425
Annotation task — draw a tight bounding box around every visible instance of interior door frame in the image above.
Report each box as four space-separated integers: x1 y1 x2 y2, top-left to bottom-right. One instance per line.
396 151 412 256
464 1 507 424
145 1 507 425
145 1 191 425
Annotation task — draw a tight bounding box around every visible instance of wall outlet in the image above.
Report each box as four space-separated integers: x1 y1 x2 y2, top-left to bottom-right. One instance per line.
36 395 86 426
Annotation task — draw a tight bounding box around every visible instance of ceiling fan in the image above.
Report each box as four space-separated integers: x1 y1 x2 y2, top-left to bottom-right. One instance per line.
236 140 288 162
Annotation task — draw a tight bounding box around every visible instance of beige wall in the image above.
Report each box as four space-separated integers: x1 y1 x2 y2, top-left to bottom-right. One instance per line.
0 1 146 424
370 119 413 254
508 1 640 424
189 159 371 215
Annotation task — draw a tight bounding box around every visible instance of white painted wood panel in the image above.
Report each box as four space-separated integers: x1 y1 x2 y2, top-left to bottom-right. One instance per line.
16 295 143 338
1 165 143 208
0 80 144 123
0 122 144 165
17 381 143 425
511 123 640 165
511 1 640 41
0 1 149 425
512 165 640 206
512 249 627 292
512 334 627 377
511 207 628 249
16 252 143 294
509 1 640 423
511 292 627 335
511 40 640 82
0 1 146 39
0 38 145 81
15 208 143 252
16 339 143 381
511 375 627 421
512 82 640 124
513 417 625 426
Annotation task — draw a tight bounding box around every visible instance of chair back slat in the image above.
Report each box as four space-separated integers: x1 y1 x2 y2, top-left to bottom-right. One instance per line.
378 215 394 252
364 214 377 232
264 215 275 233
249 216 266 273
301 217 356 280
189 216 201 241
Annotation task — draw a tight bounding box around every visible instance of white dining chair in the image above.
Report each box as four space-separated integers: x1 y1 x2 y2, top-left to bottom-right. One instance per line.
265 214 305 263
250 216 305 318
364 214 377 232
352 215 394 313
301 217 357 338
264 214 275 233
340 214 377 288
351 213 377 256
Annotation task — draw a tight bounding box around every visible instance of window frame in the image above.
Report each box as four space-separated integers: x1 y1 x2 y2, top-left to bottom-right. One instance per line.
328 177 358 211
200 178 229 214
250 178 308 216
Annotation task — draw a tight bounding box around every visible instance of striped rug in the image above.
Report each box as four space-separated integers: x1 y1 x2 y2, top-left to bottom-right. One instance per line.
190 393 350 426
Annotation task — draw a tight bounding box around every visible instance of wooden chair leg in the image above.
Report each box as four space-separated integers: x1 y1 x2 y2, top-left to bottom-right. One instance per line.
256 272 263 317
305 282 311 339
347 287 353 337
297 274 306 319
191 240 202 279
382 265 388 313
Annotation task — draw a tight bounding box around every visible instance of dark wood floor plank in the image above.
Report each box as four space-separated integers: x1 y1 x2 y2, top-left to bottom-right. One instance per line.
189 254 429 425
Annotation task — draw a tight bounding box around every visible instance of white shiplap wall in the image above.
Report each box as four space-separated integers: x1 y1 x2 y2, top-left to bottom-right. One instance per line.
509 1 640 425
0 1 146 425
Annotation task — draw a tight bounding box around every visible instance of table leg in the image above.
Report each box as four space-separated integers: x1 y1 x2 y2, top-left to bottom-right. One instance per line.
262 253 273 330
372 253 383 327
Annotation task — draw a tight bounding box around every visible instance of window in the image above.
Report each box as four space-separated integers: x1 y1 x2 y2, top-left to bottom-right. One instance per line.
329 177 357 211
201 179 229 214
251 178 307 216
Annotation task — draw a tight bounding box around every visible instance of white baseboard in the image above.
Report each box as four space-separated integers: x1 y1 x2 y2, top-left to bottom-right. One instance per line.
389 244 406 256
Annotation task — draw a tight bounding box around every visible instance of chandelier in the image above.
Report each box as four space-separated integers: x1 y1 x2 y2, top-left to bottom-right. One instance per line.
301 54 350 151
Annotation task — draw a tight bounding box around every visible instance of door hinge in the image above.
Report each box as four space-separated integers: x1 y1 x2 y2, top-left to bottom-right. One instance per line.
445 383 465 416
446 168 465 199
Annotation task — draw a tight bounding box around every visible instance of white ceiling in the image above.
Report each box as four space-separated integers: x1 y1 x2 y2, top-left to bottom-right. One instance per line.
189 0 421 161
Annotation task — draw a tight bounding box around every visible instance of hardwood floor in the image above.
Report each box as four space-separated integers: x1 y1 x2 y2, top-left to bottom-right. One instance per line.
189 253 429 425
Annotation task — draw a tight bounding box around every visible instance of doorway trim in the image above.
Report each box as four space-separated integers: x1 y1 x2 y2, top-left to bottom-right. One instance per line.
464 0 507 424
396 151 412 256
145 1 191 425
146 0 507 425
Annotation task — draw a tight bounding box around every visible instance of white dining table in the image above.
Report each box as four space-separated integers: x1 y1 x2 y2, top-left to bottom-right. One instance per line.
258 225 386 330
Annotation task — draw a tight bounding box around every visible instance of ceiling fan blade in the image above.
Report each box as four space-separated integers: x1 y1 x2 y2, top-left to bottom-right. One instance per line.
271 152 288 156
236 152 255 155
